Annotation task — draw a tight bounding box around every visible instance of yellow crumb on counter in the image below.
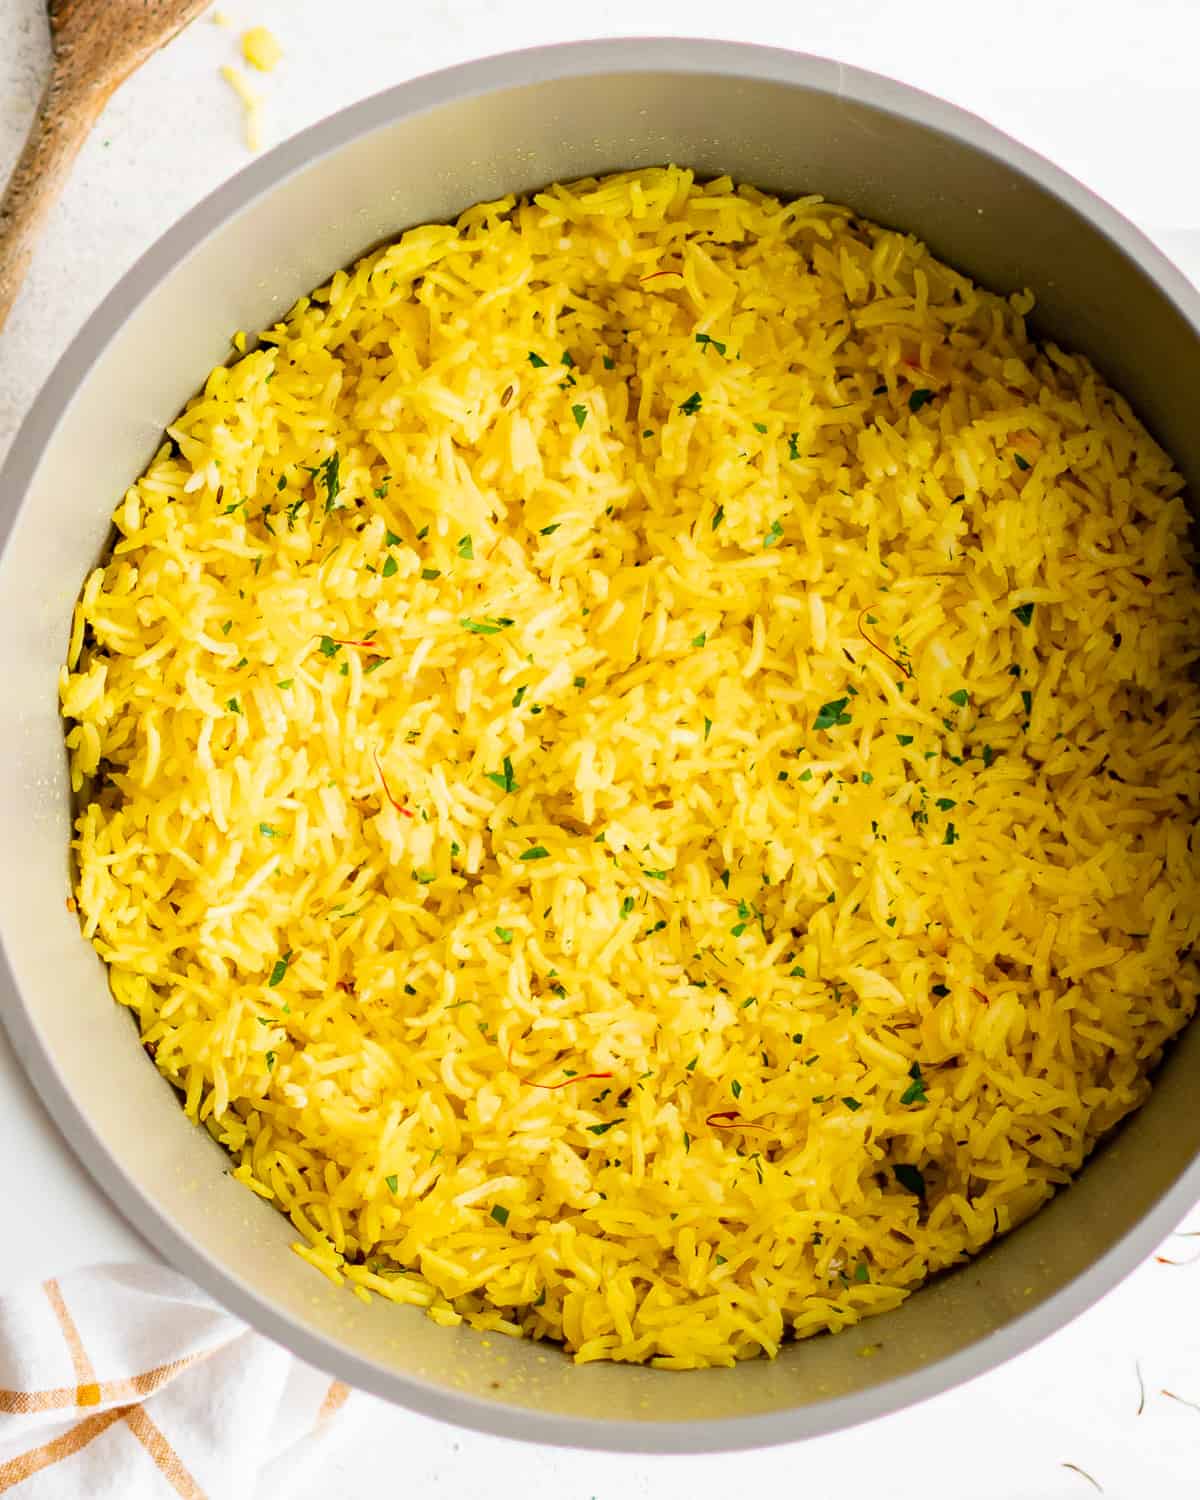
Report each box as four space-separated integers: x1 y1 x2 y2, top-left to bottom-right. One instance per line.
241 25 283 71
220 63 263 152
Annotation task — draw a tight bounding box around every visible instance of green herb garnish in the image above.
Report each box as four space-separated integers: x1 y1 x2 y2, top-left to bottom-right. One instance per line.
893 1163 926 1197
382 555 399 578
572 404 587 430
1012 602 1035 626
528 351 548 367
519 846 549 862
485 756 517 795
908 389 934 413
679 391 702 416
763 519 784 548
900 1061 927 1105
813 697 852 731
460 617 511 635
949 688 969 707
490 1204 510 1225
267 952 292 988
695 333 727 356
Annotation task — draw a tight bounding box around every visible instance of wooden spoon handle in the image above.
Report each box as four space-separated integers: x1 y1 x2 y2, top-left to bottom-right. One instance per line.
0 66 113 333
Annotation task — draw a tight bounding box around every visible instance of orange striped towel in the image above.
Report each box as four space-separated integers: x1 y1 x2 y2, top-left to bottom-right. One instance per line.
0 1266 357 1496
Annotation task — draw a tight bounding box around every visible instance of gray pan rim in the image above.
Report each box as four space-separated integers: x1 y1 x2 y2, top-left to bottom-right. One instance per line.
2 36 1199 1453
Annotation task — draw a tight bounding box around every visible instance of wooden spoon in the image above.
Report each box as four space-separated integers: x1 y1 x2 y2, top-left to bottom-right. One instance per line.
0 0 211 332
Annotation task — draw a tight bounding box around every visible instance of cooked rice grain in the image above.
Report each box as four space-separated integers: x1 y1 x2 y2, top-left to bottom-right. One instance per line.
62 167 1200 1367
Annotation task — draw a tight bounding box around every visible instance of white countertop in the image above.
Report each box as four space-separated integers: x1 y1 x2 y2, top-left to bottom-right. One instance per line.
2 0 1199 1493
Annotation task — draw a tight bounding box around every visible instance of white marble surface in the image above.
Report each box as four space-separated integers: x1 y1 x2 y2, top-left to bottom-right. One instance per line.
2 0 1199 1493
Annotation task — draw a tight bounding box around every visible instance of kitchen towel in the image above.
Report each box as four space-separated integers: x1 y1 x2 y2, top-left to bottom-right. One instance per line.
0 1264 358 1497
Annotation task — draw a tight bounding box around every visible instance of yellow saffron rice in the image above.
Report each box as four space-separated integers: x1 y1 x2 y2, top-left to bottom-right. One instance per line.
61 167 1200 1368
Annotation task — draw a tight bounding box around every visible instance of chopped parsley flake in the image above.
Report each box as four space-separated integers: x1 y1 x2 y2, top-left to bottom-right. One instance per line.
313 453 340 511
318 635 341 658
900 1061 928 1105
703 716 713 740
695 332 727 356
753 422 768 434
382 555 399 578
787 433 800 461
936 797 956 811
460 616 512 635
813 697 852 731
893 1163 926 1197
908 388 934 413
1021 689 1033 716
267 952 292 988
539 522 560 536
490 1204 510 1225
385 1174 398 1193
679 391 702 416
421 567 440 580
572 404 588 430
528 351 548 367
642 868 668 880
1012 602 1035 626
259 823 279 838
763 519 784 548
731 1080 742 1099
519 846 549 861
620 896 635 918
711 505 725 531
943 823 958 845
485 756 517 795
1015 452 1031 471
457 534 474 560
949 688 969 707
692 632 707 648
897 733 914 746
512 685 528 708
842 1097 862 1111
225 697 241 714
384 529 401 547
587 1121 620 1135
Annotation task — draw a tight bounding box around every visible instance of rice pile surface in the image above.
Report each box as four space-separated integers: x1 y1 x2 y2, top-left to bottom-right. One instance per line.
61 167 1200 1368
